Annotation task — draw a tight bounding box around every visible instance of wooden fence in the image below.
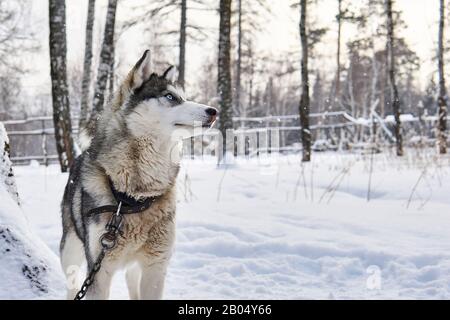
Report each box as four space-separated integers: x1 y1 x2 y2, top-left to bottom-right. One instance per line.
2 112 447 165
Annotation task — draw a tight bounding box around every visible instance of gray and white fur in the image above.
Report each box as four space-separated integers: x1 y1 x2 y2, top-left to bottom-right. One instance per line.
60 50 217 300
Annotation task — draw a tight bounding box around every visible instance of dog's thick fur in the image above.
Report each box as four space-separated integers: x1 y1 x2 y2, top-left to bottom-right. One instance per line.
60 50 217 300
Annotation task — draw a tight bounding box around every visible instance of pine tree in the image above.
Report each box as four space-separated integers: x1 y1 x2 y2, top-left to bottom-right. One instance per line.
49 0 75 172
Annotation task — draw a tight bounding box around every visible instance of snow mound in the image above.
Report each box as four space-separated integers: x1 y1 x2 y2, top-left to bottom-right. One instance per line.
0 122 20 204
0 184 65 299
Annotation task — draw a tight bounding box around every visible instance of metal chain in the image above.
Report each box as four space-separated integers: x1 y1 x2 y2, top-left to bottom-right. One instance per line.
74 202 123 300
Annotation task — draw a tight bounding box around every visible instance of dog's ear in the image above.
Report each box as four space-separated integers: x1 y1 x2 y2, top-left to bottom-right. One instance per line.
130 50 152 90
113 50 152 109
163 65 178 83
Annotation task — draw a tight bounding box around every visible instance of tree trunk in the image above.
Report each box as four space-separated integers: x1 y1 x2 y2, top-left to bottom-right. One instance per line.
235 0 243 114
299 0 311 162
247 51 254 119
92 0 118 115
78 0 95 131
438 0 447 154
218 0 233 153
248 77 252 115
49 0 75 172
386 0 403 156
178 0 187 88
335 0 342 102
108 39 115 101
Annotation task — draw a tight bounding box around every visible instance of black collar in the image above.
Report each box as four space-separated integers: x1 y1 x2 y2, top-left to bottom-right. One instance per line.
86 178 159 217
109 178 149 208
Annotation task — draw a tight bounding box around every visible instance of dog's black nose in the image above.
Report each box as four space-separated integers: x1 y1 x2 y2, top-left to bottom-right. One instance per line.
205 108 217 116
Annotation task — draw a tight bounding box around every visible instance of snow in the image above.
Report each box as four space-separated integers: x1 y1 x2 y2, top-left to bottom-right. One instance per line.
0 123 20 204
385 114 416 123
7 151 450 299
0 123 62 300
0 184 65 299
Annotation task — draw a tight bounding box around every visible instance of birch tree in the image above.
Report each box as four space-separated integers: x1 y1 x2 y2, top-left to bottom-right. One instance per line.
108 44 115 100
299 0 311 162
218 0 233 140
178 0 187 88
437 0 447 154
49 0 75 172
79 0 96 130
92 0 118 115
386 0 403 156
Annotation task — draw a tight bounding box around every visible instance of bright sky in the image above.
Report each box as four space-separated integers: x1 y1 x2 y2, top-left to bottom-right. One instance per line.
23 0 441 99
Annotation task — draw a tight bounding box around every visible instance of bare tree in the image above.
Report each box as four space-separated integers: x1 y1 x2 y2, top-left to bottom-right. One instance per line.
218 0 233 140
49 0 75 172
0 0 38 120
0 1 38 71
122 0 209 89
386 0 403 156
79 0 96 130
92 0 118 115
299 0 311 162
437 0 447 154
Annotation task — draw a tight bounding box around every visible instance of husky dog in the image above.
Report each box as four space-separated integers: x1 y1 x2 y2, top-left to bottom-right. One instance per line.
60 50 218 300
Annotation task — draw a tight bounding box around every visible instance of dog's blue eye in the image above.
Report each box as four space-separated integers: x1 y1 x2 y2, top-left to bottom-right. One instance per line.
165 94 173 100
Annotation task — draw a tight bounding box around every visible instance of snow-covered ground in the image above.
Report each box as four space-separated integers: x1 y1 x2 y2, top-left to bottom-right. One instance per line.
0 182 64 300
11 151 450 299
